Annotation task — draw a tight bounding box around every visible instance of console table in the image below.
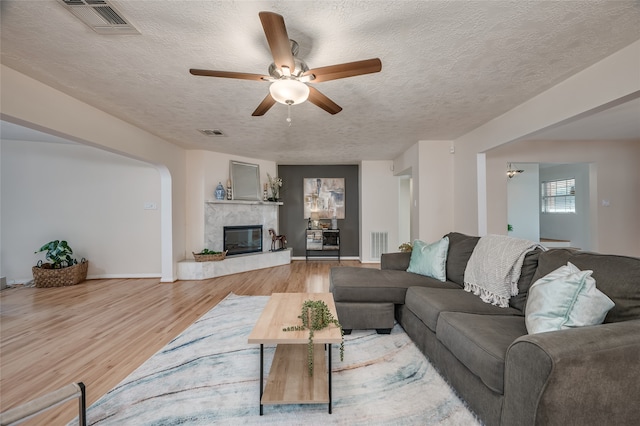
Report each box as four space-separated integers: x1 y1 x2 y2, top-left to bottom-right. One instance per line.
305 229 340 261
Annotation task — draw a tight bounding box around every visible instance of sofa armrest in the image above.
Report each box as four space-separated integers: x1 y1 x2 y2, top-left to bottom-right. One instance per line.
381 252 411 270
502 319 640 425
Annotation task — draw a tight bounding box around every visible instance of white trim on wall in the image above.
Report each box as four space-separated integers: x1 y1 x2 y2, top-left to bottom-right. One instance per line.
477 153 487 236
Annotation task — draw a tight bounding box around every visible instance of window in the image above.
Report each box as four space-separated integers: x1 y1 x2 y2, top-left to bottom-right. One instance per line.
541 178 575 213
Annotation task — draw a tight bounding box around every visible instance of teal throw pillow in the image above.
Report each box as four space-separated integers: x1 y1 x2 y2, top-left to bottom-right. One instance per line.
525 262 615 334
406 237 449 281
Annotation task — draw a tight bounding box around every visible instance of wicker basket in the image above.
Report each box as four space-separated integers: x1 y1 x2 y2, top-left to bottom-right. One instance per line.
192 250 227 262
32 260 89 288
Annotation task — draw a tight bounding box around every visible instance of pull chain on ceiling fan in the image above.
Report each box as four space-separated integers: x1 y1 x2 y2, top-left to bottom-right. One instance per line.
189 11 382 118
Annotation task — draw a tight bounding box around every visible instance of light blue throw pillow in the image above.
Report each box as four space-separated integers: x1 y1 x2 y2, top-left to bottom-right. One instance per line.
406 237 449 281
525 262 615 334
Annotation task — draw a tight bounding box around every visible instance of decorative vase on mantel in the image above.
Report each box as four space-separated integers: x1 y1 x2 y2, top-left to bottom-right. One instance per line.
214 182 226 200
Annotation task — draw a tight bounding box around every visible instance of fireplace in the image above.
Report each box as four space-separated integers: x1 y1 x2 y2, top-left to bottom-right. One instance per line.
224 225 263 256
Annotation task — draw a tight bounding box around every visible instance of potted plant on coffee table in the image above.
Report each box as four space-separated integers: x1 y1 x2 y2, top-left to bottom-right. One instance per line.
32 240 88 288
283 299 344 376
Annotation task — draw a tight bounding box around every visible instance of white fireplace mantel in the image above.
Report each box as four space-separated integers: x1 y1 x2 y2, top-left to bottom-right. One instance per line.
205 200 283 206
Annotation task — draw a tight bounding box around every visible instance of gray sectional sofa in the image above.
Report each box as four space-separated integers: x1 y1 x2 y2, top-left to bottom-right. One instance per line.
329 232 640 425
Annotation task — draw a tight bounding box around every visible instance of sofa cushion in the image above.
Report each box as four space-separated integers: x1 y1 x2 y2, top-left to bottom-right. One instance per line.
330 267 459 304
444 232 480 286
407 237 449 281
530 248 576 284
405 287 522 332
525 262 615 334
567 252 640 323
509 248 543 312
381 251 411 271
436 312 528 394
335 302 395 330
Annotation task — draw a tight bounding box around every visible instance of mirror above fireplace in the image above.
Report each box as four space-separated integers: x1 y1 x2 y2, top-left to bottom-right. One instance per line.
230 160 260 201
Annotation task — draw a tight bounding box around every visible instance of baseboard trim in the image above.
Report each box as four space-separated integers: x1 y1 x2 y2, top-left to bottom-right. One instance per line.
87 273 162 280
3 274 163 287
291 256 361 261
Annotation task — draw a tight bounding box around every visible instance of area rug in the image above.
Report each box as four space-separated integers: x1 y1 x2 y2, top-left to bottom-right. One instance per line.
78 293 480 425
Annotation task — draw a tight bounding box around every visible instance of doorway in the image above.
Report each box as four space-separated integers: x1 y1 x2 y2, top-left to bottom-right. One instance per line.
507 162 593 250
398 175 412 244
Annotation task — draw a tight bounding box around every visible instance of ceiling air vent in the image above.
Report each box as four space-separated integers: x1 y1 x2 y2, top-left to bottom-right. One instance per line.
198 129 226 137
59 0 140 35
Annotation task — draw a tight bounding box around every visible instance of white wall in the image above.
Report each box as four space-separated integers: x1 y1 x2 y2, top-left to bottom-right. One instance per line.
417 141 454 242
507 163 540 241
393 140 454 243
394 143 420 240
398 176 411 245
1 65 186 281
360 161 399 262
1 140 161 283
185 150 276 255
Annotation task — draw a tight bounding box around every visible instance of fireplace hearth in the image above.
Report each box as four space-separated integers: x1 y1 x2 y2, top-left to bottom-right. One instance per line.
224 225 263 256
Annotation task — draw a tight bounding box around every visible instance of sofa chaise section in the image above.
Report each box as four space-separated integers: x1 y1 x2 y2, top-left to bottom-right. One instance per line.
330 232 477 333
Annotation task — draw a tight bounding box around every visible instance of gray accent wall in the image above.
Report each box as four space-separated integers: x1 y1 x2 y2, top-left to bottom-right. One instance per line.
277 165 360 258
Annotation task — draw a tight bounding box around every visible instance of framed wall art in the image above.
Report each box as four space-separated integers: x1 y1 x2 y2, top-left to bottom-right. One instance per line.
303 178 345 219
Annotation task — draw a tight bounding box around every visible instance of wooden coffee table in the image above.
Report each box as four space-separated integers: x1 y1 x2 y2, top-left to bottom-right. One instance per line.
247 292 342 415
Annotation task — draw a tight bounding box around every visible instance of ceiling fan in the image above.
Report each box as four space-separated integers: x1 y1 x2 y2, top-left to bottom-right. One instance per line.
189 11 382 117
507 163 525 178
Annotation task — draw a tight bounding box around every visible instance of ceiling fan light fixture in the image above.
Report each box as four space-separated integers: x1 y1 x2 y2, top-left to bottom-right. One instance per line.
269 79 309 105
507 163 525 178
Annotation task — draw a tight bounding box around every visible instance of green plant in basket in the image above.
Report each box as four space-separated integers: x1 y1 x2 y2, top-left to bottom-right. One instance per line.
283 299 344 376
198 248 222 255
35 240 77 269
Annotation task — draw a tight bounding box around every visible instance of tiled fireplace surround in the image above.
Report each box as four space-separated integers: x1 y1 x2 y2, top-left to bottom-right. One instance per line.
204 201 278 252
177 200 291 280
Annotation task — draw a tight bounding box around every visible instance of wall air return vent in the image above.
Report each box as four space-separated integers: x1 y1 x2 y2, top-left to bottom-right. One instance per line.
59 0 140 35
370 231 388 260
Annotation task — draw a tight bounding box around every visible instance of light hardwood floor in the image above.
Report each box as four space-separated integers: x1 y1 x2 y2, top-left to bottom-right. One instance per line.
0 260 377 425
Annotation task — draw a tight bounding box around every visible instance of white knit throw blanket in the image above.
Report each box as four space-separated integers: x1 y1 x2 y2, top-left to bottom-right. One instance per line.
463 235 545 307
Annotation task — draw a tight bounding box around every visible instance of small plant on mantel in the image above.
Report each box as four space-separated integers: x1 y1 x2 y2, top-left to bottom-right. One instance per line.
283 300 344 376
267 173 283 202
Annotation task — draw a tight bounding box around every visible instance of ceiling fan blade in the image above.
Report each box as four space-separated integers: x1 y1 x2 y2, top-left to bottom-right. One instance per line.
259 11 295 72
304 58 382 83
252 93 277 116
307 86 342 115
189 69 268 81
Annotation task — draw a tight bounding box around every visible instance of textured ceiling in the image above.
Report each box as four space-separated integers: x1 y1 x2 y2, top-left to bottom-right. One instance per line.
2 0 639 164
